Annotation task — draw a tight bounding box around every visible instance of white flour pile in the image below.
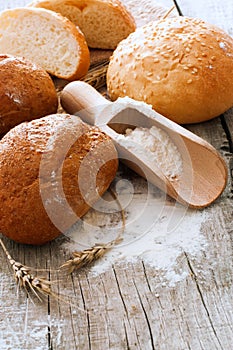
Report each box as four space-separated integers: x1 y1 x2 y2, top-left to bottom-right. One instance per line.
65 192 208 287
116 125 183 180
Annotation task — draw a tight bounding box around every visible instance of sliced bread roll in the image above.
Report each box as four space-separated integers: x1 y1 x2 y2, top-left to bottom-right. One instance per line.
28 0 136 49
0 7 90 80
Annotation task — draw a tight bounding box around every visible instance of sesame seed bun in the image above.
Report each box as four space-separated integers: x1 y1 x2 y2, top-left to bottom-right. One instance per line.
107 16 233 124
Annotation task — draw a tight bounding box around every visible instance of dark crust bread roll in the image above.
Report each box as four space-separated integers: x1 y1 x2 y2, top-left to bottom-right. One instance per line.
0 54 58 135
0 114 118 245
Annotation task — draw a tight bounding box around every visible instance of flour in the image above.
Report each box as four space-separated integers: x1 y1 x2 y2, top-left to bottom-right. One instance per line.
117 126 182 180
64 190 208 287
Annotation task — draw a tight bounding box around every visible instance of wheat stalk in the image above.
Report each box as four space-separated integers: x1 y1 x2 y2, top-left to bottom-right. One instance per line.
162 5 176 19
0 238 54 301
60 188 125 273
81 60 109 90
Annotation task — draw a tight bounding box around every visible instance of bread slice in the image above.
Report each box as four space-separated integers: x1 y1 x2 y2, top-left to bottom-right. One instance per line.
28 0 136 49
0 7 90 80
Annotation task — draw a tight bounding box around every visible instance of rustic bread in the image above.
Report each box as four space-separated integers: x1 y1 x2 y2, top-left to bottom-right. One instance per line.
0 114 118 245
0 54 58 135
107 16 233 124
28 0 136 49
0 7 90 80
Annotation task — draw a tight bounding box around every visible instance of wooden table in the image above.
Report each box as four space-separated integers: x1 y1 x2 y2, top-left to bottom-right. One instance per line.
0 1 232 349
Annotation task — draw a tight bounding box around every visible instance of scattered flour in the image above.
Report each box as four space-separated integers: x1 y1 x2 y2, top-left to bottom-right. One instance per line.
65 190 208 287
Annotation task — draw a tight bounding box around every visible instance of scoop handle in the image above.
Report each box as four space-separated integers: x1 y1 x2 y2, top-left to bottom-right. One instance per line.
60 81 111 125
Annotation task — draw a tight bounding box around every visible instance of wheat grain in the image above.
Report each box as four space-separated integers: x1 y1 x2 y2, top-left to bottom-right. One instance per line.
60 188 125 273
0 238 54 301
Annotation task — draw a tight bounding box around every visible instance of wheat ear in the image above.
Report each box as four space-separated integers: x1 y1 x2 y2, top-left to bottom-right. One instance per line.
0 238 54 301
80 60 109 90
60 188 125 273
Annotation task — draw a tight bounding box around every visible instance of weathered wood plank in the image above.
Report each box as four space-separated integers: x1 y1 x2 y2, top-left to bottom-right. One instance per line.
0 239 50 350
0 0 233 350
224 109 233 152
168 1 233 350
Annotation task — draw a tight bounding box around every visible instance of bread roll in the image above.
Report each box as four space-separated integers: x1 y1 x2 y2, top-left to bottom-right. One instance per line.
0 54 58 135
0 7 90 80
28 0 136 49
0 114 118 245
107 16 233 124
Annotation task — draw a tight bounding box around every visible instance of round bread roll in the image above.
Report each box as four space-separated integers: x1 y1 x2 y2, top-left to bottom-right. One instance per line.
107 16 233 124
0 114 118 245
0 54 58 135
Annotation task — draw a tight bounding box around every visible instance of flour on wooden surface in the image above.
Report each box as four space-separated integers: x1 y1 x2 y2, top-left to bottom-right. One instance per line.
0 272 47 350
64 192 208 286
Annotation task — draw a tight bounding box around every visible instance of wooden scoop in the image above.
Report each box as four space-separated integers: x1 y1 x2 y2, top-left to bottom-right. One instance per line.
60 81 227 209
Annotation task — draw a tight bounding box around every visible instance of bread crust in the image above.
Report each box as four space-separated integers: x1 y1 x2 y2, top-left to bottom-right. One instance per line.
28 0 136 49
107 16 233 124
0 54 58 135
0 8 90 80
0 114 118 245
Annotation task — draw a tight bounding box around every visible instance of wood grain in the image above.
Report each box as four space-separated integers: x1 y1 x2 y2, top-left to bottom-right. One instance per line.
0 1 232 350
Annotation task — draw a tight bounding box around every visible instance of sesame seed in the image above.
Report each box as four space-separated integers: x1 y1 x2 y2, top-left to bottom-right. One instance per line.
202 53 207 57
154 58 159 63
174 52 179 57
183 66 189 70
186 47 191 53
197 58 202 61
211 56 216 61
187 79 193 84
201 42 206 46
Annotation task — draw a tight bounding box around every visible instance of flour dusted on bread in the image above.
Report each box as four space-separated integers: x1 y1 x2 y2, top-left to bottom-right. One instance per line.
0 7 90 80
107 16 233 124
28 0 136 49
0 114 118 245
